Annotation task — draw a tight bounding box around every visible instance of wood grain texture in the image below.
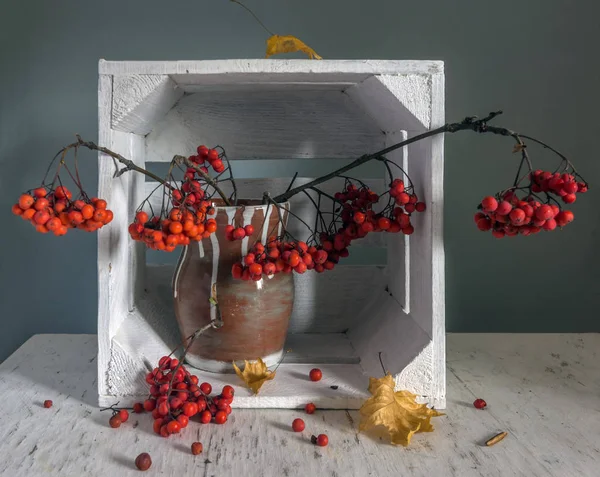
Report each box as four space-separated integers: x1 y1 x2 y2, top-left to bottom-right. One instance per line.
112 75 183 135
144 90 385 161
2 333 599 477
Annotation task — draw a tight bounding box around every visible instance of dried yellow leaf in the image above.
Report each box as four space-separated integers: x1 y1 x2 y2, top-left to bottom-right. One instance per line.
266 35 322 60
359 374 444 446
232 358 276 394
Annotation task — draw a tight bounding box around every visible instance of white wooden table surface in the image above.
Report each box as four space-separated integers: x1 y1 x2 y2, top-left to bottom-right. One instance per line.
0 334 598 477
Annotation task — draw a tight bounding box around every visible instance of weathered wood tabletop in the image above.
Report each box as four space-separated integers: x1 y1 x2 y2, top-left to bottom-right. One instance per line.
0 333 598 476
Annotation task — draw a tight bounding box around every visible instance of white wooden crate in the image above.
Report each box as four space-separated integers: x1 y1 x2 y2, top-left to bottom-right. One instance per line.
97 59 445 409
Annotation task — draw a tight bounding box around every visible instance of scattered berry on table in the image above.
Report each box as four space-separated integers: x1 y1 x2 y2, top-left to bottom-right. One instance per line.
191 442 203 455
473 398 487 409
309 368 323 382
305 403 316 414
135 453 152 471
292 418 305 432
43 400 53 408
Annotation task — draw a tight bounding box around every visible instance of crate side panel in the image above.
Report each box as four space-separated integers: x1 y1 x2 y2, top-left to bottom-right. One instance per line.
347 290 433 399
144 90 385 161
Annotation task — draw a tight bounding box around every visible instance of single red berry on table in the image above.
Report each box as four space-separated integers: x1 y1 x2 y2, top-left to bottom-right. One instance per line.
214 411 227 424
191 442 203 455
133 402 144 413
109 415 122 428
43 400 53 408
305 403 316 414
292 418 305 432
309 368 323 382
135 453 152 471
316 434 329 447
118 409 129 422
473 398 487 409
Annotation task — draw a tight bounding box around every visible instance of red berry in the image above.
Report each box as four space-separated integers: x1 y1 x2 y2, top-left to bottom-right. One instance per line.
305 403 316 414
135 453 152 471
353 212 365 224
563 193 577 204
43 400 53 408
167 420 181 434
481 196 498 213
292 418 305 432
158 402 169 416
182 401 199 417
543 218 557 231
415 202 426 212
200 382 212 395
316 434 329 447
535 204 554 221
199 410 212 424
153 418 164 434
244 225 255 236
377 217 391 230
556 210 574 226
233 227 246 240
214 411 227 424
191 442 203 455
221 385 235 399
476 218 492 231
309 368 322 382
109 415 122 428
133 402 144 413
495 200 512 216
473 398 487 409
509 208 526 225
177 414 189 428
119 409 129 422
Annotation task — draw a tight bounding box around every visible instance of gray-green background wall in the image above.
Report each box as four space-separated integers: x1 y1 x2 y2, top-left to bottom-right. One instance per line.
1 0 598 361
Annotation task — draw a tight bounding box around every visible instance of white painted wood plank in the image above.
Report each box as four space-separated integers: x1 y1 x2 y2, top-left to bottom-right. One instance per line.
96 74 113 401
99 58 444 76
2 334 599 477
345 74 432 131
112 75 184 135
180 82 355 93
144 90 385 161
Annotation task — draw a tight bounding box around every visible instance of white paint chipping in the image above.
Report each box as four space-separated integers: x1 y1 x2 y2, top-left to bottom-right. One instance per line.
208 209 221 323
172 243 188 298
241 206 255 256
261 203 273 244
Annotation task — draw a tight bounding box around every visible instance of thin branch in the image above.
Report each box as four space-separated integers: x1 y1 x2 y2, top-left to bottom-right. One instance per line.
73 136 174 190
272 111 559 203
230 0 275 35
174 155 232 206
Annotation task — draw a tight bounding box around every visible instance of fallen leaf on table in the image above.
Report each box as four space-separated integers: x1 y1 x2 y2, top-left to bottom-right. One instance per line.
266 35 322 59
359 373 444 446
232 358 276 394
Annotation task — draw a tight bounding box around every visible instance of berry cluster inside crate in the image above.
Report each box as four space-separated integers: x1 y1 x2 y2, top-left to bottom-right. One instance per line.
97 59 445 409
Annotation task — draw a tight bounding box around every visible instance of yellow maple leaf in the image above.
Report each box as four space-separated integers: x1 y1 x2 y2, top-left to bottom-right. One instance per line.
266 35 322 60
232 358 276 394
359 374 444 446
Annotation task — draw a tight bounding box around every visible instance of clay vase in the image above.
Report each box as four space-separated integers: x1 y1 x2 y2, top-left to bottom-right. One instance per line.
172 200 294 372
